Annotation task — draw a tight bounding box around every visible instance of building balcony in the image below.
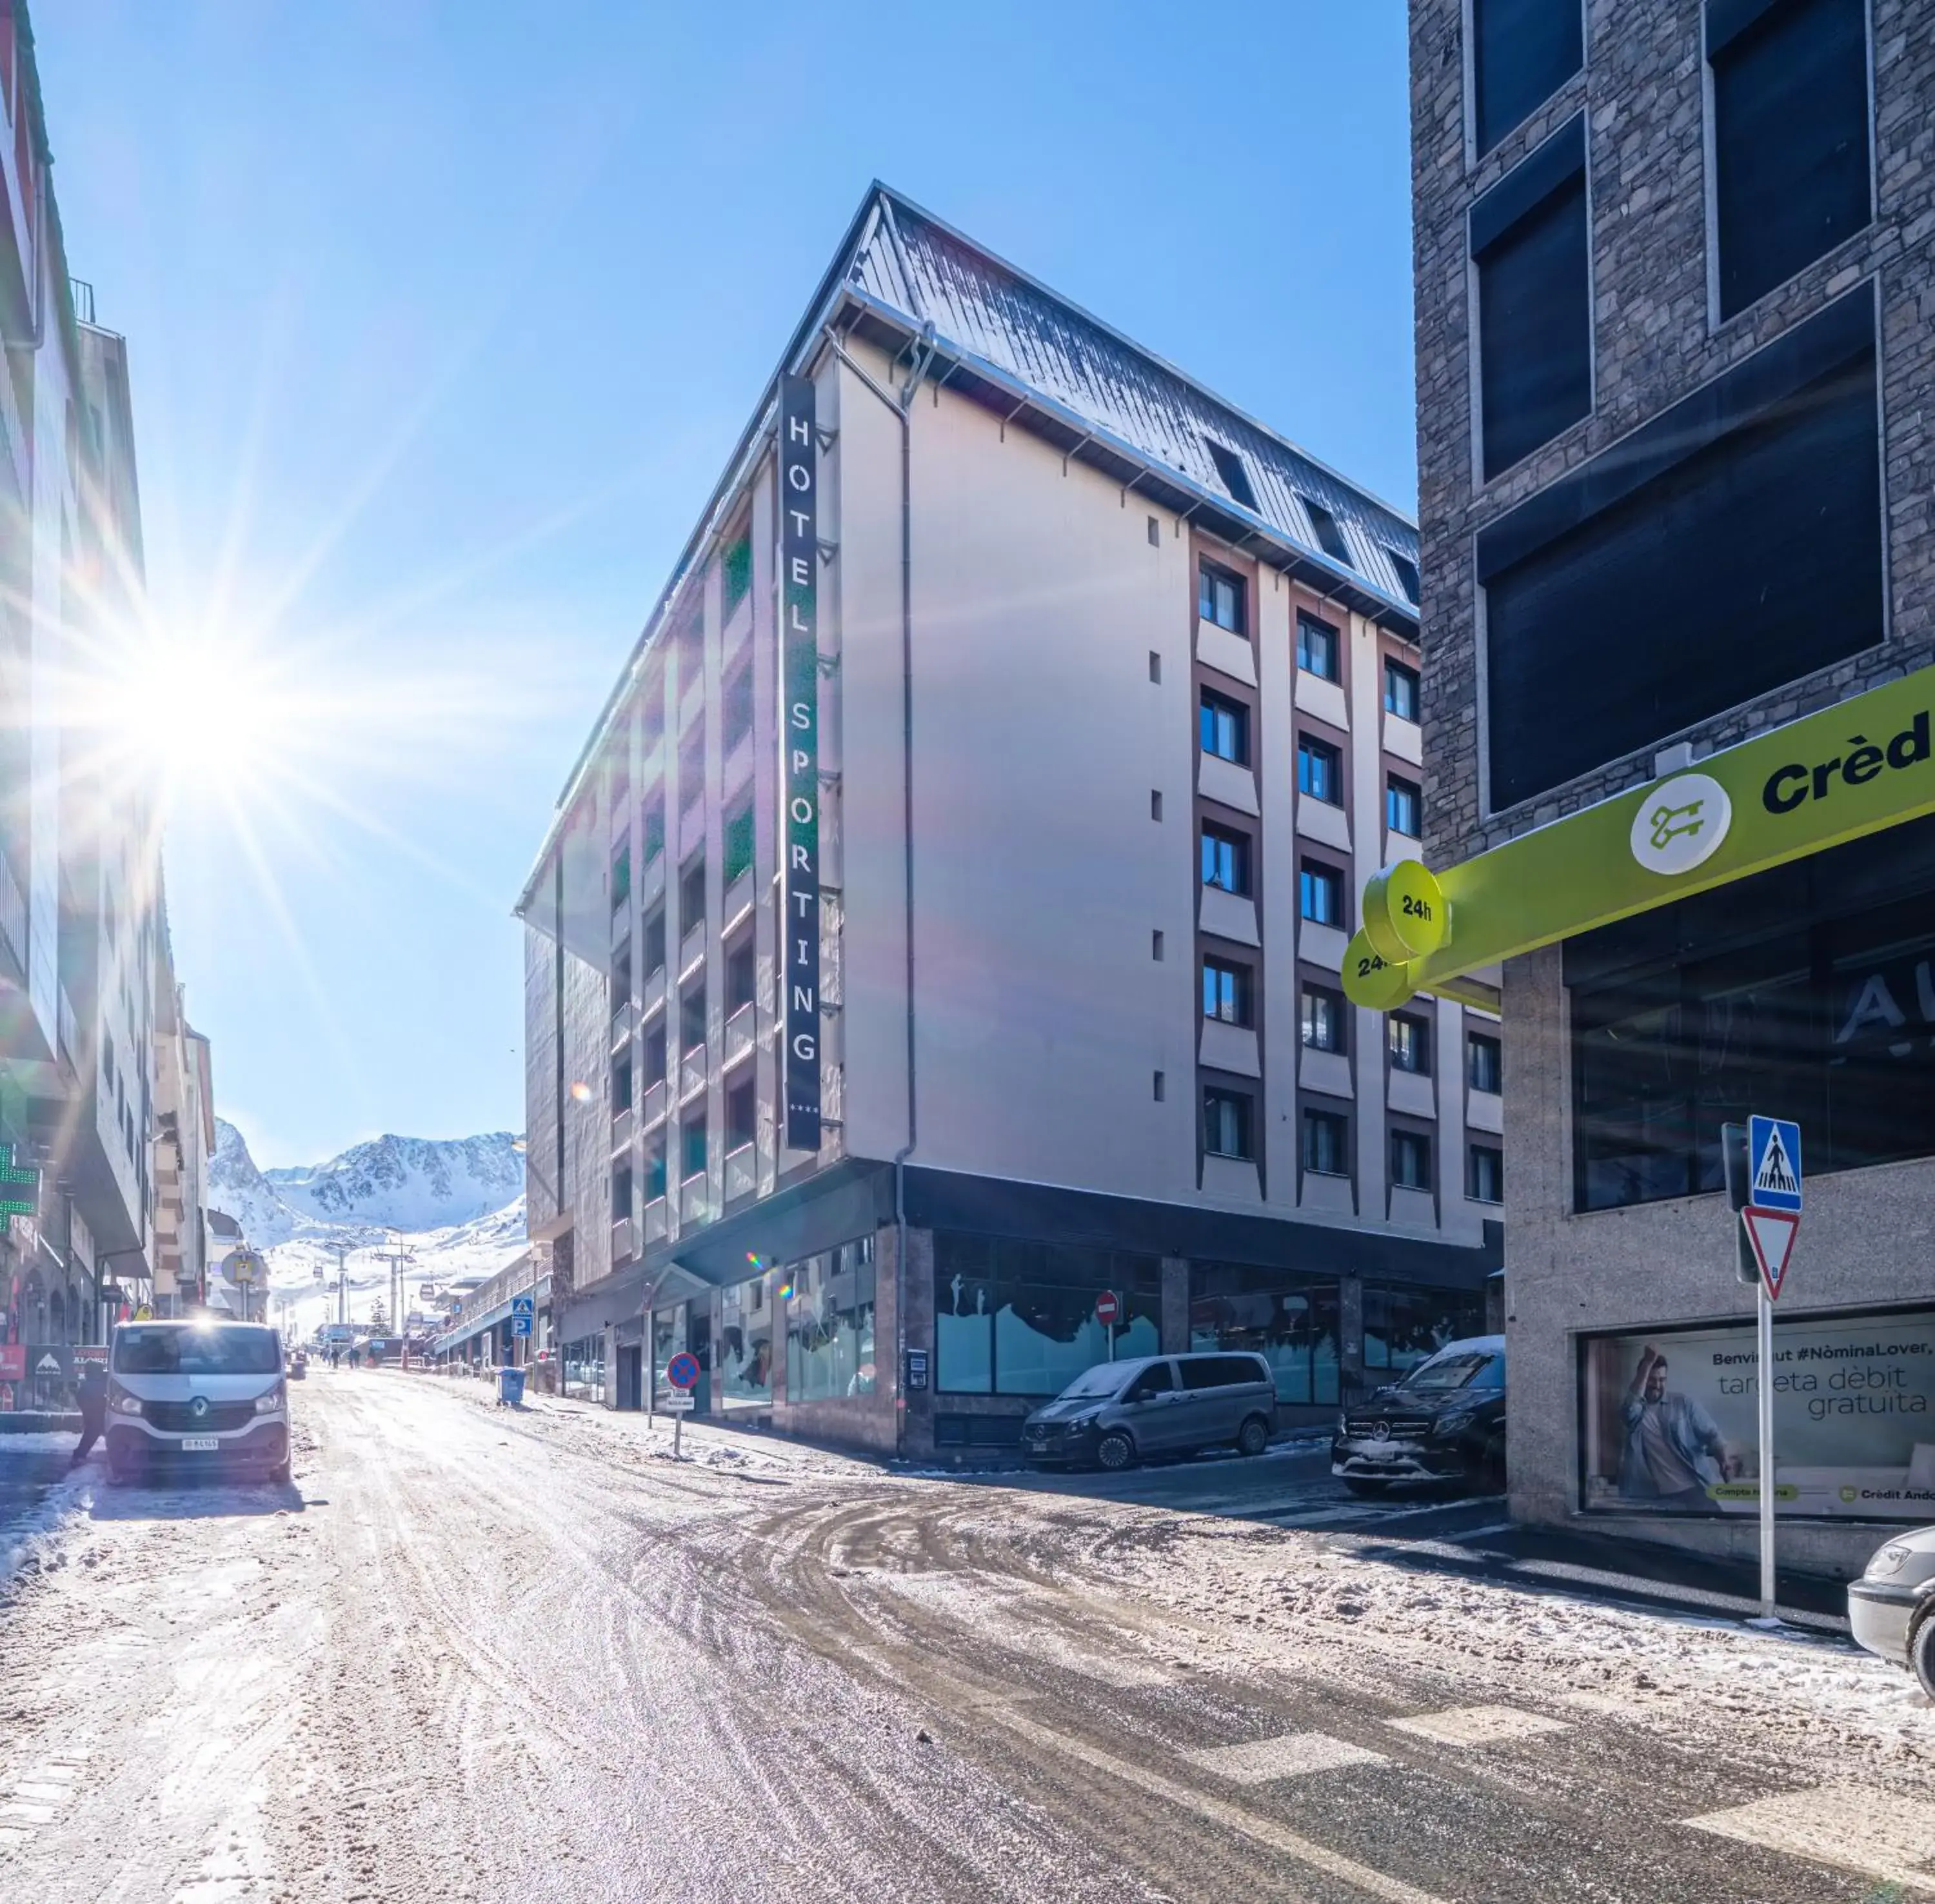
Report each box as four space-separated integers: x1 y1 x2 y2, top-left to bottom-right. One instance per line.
723 1002 755 1069
639 1078 667 1129
678 920 705 980
724 1143 756 1209
722 869 753 933
610 1000 635 1051
610 1106 634 1156
679 1041 708 1104
643 1196 668 1246
679 1171 712 1229
611 1216 638 1267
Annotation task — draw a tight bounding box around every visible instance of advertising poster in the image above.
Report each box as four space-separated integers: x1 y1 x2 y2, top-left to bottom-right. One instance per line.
1580 1308 1935 1520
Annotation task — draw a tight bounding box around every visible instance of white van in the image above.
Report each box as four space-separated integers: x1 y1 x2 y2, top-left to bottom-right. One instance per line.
104 1320 291 1484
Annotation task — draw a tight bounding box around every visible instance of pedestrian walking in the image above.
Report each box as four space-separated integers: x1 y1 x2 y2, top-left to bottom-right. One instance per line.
70 1361 106 1467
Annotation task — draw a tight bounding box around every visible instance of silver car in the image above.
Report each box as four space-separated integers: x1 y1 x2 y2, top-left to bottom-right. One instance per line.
1022 1352 1277 1471
1847 1524 1935 1696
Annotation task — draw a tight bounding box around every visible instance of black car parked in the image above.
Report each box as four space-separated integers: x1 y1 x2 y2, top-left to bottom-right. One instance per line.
1331 1334 1505 1496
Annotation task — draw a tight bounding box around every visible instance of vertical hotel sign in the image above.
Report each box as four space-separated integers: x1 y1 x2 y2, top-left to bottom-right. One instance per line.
779 373 821 1151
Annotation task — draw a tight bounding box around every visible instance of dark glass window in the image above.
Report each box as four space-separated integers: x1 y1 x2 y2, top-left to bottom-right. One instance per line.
1711 0 1870 321
726 933 755 1014
1300 861 1343 927
610 842 631 913
1469 1144 1505 1204
678 720 705 798
726 1073 756 1152
1386 550 1421 606
1302 1108 1349 1176
642 903 666 978
1299 495 1353 568
1296 612 1340 682
1205 439 1259 511
1203 1087 1255 1160
641 797 666 866
1301 985 1346 1054
1384 659 1420 722
723 799 755 888
612 1164 633 1222
643 1020 667 1089
1391 1129 1433 1191
1476 139 1591 479
1483 314 1880 810
611 1053 633 1114
1199 689 1249 764
1386 774 1422 837
1389 1013 1431 1076
1203 956 1253 1027
934 1234 1162 1396
1469 1031 1503 1094
1189 1261 1341 1405
1198 560 1245 634
1472 0 1584 155
644 1129 668 1201
722 530 753 619
1202 822 1252 897
1297 734 1342 804
679 980 706 1054
679 854 706 930
681 1118 708 1180
722 661 753 753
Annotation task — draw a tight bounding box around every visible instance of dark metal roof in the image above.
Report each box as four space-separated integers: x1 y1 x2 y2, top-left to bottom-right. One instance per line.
846 190 1418 622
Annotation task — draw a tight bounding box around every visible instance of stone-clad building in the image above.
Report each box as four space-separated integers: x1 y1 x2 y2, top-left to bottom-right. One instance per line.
1405 0 1935 1571
501 184 1504 1455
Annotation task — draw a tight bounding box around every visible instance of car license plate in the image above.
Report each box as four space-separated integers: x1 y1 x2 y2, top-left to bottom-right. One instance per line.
180 1436 220 1452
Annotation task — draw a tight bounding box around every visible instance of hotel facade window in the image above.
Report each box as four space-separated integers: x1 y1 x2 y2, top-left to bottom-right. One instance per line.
1469 1031 1502 1095
1298 734 1342 804
1202 822 1252 896
1202 955 1253 1027
1391 1129 1433 1191
1296 611 1339 681
1301 984 1345 1053
1470 0 1583 156
1203 1086 1254 1160
1198 559 1245 633
1388 1012 1431 1075
786 1240 876 1402
1300 860 1342 927
1199 689 1249 764
1469 1144 1504 1205
1384 658 1419 722
1386 774 1422 838
1302 1107 1349 1176
1189 1261 1342 1404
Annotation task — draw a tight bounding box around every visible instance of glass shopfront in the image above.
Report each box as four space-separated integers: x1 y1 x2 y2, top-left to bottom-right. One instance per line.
717 1274 775 1408
935 1235 1160 1396
1188 1262 1339 1404
1362 1285 1485 1378
561 1335 606 1403
786 1238 876 1400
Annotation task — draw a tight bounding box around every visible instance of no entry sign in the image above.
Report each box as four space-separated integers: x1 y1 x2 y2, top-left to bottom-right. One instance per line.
1094 1291 1121 1327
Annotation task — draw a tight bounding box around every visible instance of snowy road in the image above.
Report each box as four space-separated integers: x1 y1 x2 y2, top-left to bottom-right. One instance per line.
0 1373 1929 1903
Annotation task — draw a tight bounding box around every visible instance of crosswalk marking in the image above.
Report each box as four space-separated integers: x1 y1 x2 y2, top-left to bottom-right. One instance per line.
1684 1784 1935 1892
1385 1704 1571 1748
1186 1731 1385 1783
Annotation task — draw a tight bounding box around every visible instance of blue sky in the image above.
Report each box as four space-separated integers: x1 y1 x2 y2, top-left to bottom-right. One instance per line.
35 1 1416 1167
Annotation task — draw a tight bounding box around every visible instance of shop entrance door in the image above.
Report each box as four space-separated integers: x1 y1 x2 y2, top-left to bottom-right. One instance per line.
616 1344 643 1411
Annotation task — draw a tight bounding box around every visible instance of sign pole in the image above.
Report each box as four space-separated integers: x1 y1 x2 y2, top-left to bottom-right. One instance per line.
1757 1280 1775 1620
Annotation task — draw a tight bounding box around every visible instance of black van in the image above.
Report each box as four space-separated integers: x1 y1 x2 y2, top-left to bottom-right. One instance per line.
1022 1352 1277 1470
1331 1334 1506 1496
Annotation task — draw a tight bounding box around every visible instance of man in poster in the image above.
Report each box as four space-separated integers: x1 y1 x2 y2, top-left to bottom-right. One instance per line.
1621 1344 1739 1508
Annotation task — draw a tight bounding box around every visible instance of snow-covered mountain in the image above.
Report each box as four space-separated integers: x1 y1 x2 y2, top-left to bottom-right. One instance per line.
208 1121 528 1335
264 1131 522 1232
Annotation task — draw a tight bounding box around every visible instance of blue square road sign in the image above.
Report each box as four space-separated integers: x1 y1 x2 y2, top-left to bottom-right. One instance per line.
1747 1115 1802 1213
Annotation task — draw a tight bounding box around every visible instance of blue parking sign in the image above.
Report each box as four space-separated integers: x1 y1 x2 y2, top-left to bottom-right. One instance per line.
1747 1115 1802 1213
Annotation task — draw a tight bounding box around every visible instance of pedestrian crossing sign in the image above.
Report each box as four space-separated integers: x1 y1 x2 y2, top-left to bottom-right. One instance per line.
1747 1115 1802 1213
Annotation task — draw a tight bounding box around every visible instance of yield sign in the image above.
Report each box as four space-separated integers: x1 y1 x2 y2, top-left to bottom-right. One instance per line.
1742 1205 1798 1302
